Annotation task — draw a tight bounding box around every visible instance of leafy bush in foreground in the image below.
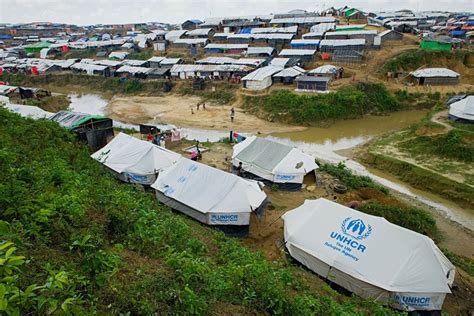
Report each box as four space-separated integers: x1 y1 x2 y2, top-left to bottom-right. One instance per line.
0 107 397 315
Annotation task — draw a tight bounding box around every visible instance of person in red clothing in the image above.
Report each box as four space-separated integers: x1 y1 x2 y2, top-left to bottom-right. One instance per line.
147 132 153 142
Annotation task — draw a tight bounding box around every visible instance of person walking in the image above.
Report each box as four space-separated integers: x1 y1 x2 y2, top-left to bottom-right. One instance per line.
146 132 153 142
230 107 235 122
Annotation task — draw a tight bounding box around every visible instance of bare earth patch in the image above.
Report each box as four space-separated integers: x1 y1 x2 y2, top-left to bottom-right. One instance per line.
106 94 305 134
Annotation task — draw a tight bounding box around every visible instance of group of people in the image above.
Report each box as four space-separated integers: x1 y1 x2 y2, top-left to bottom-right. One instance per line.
146 131 166 148
191 102 206 114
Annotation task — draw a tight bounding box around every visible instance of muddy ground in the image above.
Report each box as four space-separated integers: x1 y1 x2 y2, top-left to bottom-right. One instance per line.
106 94 305 134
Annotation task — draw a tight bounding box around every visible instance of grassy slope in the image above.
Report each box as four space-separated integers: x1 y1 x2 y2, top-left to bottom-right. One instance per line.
241 82 438 125
0 107 397 315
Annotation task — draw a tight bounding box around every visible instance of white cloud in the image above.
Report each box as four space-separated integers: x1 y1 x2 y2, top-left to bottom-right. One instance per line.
0 0 472 25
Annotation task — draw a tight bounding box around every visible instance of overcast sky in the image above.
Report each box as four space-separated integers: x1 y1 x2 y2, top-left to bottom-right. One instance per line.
1 0 472 25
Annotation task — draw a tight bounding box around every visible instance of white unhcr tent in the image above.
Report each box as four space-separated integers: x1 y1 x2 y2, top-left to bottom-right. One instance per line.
91 132 181 184
232 136 318 190
282 198 455 312
151 158 267 235
448 95 474 123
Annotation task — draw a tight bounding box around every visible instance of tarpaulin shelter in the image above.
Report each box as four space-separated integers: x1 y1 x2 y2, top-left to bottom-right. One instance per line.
232 136 318 190
282 198 455 312
151 158 267 236
448 95 474 124
91 132 181 184
50 111 113 150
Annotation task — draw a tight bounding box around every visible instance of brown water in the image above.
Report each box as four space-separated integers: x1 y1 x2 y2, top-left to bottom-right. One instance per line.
272 110 427 150
269 110 474 232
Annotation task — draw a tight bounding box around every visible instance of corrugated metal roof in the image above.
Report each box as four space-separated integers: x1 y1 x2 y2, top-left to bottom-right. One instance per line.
147 56 166 63
122 59 148 66
71 62 108 71
173 38 208 45
320 39 366 46
251 26 298 34
196 57 265 67
160 58 182 65
116 65 151 74
296 75 331 82
171 64 251 73
165 30 187 41
205 43 249 50
410 68 460 78
270 17 336 24
325 30 377 36
291 39 320 45
242 65 282 81
246 47 275 55
302 32 325 38
279 49 316 56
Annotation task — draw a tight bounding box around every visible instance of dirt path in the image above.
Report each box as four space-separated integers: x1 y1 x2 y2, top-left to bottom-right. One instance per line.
431 110 454 133
106 94 305 134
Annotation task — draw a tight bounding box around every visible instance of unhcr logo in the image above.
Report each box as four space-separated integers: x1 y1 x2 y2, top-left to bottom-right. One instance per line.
341 217 372 240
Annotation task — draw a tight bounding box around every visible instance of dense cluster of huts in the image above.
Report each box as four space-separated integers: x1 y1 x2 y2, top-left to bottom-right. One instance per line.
1 8 471 92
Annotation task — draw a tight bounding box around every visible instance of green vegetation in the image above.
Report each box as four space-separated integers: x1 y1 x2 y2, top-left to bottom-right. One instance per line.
442 249 474 277
398 130 474 163
63 49 98 60
244 82 401 124
0 107 398 315
363 152 474 208
20 94 70 112
127 49 154 60
381 49 472 73
177 81 237 105
320 162 389 194
358 203 439 239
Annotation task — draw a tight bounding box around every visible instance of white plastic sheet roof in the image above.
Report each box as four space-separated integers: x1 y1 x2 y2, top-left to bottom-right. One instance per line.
232 136 318 183
251 25 298 34
241 65 282 81
2 97 53 119
279 49 316 56
109 51 129 60
165 30 187 41
282 198 455 310
196 57 264 67
83 59 123 67
270 16 336 24
151 157 267 220
310 22 336 33
91 133 181 175
308 64 339 74
449 96 474 121
0 85 18 95
336 24 367 30
71 62 108 72
410 68 460 78
326 30 377 36
205 43 249 50
273 66 305 78
320 39 366 47
269 58 290 68
186 28 213 36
